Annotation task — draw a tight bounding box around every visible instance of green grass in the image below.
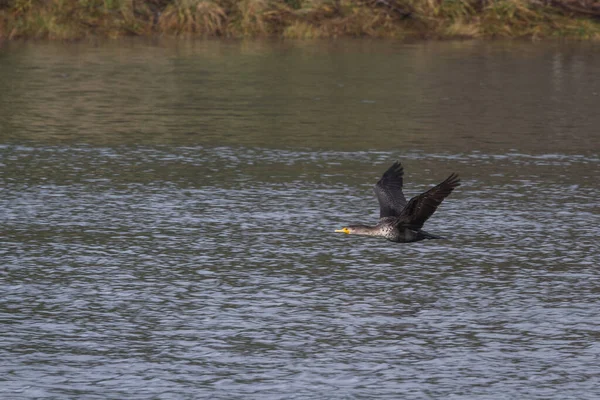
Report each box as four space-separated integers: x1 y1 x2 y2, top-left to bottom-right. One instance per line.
1 0 599 40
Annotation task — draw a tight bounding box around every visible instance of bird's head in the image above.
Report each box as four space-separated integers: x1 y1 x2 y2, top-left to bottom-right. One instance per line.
335 226 363 234
335 225 374 236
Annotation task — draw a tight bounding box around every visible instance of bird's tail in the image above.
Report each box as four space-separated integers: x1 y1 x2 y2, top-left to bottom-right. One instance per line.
420 230 444 240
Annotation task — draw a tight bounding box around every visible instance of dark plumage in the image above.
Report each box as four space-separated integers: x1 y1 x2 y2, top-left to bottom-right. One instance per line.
335 161 460 243
374 161 407 218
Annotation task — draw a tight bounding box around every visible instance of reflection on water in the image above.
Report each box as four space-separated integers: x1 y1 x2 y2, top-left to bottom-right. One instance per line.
1 40 600 399
1 39 600 153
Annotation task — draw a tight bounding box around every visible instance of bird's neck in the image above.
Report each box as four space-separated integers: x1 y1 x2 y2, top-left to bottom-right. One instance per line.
351 225 382 236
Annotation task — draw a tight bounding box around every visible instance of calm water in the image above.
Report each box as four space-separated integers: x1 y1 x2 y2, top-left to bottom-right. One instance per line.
1 39 600 399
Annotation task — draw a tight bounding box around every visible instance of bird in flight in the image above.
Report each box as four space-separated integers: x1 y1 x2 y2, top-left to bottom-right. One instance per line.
335 161 460 243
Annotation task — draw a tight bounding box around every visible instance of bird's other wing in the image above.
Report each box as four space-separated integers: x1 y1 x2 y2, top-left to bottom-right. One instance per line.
398 173 460 229
373 161 408 218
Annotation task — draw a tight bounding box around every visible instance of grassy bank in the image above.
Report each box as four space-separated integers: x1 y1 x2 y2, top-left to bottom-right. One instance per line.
1 0 599 40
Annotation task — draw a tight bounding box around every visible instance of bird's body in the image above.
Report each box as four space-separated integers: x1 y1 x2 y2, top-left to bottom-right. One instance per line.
335 161 460 243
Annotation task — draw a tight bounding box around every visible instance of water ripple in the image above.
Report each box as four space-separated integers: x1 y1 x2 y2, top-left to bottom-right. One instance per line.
2 144 600 399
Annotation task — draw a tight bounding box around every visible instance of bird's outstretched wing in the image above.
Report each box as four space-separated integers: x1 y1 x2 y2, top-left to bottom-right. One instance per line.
398 173 460 229
374 161 408 218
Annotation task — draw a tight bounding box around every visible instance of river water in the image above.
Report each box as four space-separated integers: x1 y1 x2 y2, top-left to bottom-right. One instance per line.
1 39 600 399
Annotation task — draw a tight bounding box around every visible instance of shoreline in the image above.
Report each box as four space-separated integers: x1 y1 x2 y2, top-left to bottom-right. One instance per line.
1 0 600 41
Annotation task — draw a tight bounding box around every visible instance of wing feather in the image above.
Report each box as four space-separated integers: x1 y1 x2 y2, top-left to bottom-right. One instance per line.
398 173 460 229
373 161 408 218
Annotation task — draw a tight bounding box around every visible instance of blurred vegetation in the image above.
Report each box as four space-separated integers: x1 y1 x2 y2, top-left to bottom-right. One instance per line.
1 0 599 39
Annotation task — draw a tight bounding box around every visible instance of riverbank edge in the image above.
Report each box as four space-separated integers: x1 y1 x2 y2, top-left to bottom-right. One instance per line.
1 0 600 41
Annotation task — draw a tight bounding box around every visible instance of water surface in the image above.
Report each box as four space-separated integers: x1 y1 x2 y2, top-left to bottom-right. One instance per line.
1 39 600 399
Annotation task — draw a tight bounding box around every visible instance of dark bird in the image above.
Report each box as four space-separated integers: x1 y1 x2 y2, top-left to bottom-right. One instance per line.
335 161 460 243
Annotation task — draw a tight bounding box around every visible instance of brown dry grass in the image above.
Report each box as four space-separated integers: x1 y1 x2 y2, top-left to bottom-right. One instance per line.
1 0 599 40
159 0 227 35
